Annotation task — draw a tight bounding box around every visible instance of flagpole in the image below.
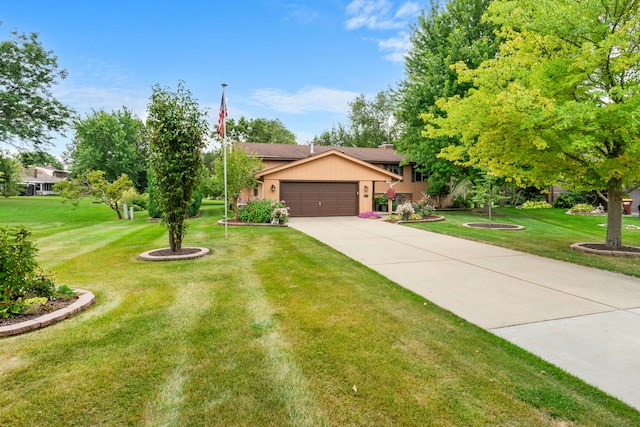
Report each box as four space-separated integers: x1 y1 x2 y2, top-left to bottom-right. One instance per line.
221 83 228 238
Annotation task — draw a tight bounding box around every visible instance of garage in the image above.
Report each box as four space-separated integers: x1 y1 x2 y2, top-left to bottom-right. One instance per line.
281 182 358 217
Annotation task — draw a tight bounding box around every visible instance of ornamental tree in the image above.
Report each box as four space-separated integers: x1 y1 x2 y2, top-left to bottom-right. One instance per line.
429 0 640 249
146 83 209 252
0 28 72 149
54 170 134 219
213 146 263 220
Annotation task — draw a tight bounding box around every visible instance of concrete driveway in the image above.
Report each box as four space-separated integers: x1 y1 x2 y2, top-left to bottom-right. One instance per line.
288 216 640 410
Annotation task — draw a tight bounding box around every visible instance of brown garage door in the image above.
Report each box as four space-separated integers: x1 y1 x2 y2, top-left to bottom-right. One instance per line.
281 182 358 217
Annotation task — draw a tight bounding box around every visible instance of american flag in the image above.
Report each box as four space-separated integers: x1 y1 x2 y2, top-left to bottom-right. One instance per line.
218 91 227 137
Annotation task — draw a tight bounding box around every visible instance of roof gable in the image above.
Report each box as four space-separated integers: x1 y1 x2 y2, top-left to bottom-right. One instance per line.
255 149 402 181
239 142 407 164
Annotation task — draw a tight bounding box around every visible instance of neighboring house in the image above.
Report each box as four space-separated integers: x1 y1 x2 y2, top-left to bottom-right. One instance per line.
237 142 431 217
21 166 68 196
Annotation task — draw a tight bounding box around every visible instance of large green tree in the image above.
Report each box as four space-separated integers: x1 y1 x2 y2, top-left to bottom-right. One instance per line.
146 83 209 252
313 90 400 147
430 0 640 248
0 28 72 149
221 117 296 144
394 0 500 186
66 108 147 190
0 151 23 197
17 150 63 170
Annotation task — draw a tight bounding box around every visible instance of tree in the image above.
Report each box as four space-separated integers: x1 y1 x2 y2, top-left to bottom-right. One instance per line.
146 83 209 252
0 28 72 149
0 151 24 197
213 146 263 219
429 0 640 249
313 90 400 147
66 108 147 191
17 150 63 170
54 170 133 219
220 117 296 144
394 0 500 187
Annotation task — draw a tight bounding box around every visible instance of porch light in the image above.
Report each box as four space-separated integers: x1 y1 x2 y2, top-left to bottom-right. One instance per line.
364 185 369 193
271 184 276 192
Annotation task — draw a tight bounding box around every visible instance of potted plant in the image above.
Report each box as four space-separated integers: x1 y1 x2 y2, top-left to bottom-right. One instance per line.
375 195 388 212
271 206 290 224
397 201 415 221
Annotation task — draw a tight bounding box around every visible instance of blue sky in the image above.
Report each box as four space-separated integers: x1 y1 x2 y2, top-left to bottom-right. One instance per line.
2 0 422 157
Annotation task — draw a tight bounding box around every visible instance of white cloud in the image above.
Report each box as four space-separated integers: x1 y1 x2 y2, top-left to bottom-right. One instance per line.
251 86 360 114
344 1 420 62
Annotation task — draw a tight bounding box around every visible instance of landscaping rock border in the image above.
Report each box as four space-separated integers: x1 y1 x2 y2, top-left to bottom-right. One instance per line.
0 290 96 337
570 242 640 258
138 247 210 262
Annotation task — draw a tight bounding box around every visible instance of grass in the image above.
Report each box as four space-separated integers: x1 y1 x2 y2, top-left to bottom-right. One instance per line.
0 197 639 426
407 207 640 278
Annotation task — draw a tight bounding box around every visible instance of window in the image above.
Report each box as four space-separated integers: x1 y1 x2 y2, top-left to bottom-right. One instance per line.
411 166 425 182
384 164 403 181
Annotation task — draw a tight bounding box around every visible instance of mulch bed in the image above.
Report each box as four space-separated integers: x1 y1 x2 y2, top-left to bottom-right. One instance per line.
147 248 204 257
579 243 640 253
0 297 78 327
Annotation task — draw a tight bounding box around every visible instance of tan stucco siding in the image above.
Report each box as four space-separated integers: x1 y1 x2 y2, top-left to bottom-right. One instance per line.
262 154 393 181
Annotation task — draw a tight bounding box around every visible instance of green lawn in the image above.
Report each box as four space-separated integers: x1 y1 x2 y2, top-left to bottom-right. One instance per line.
407 207 640 278
1 197 639 426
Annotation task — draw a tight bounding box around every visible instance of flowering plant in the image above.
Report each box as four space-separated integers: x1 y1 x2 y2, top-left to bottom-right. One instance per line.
358 211 381 219
385 188 396 199
271 206 290 223
397 201 415 215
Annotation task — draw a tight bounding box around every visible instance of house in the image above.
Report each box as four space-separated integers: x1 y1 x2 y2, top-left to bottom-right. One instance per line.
21 166 68 196
237 142 431 217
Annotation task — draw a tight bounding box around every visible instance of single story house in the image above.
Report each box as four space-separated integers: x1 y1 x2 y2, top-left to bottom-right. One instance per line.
237 142 431 217
21 166 68 196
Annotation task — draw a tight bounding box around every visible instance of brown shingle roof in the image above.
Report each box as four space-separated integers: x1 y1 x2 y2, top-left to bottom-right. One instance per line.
236 142 407 164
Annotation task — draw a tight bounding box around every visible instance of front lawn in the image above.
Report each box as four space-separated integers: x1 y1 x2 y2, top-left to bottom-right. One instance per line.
0 198 638 426
406 207 640 278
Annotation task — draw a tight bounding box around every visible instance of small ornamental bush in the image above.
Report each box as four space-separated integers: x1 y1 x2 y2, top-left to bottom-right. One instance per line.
385 214 401 222
271 205 290 223
397 202 415 215
121 188 149 211
569 203 597 214
239 199 280 223
520 200 552 209
450 196 472 209
413 198 436 218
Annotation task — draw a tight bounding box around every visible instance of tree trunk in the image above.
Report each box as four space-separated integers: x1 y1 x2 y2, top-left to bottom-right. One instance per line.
605 179 623 249
168 230 182 252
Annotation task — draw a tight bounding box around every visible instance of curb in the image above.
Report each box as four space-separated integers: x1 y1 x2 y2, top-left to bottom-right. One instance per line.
0 290 96 337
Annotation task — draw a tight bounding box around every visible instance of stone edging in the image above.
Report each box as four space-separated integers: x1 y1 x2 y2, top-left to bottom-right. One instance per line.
0 290 96 337
571 242 640 258
396 215 446 224
138 247 210 262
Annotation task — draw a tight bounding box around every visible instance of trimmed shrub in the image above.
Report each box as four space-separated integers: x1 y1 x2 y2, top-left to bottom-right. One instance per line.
239 199 280 223
450 196 472 209
520 200 552 209
569 203 596 214
553 192 594 209
122 188 149 211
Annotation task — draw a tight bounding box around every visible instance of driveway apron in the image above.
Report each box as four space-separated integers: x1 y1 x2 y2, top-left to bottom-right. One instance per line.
288 216 640 410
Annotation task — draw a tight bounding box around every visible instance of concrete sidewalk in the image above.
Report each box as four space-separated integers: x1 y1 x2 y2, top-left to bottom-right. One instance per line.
288 216 640 410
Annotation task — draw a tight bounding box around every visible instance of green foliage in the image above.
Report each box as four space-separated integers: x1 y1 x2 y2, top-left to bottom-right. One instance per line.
0 151 24 196
425 180 451 207
412 199 436 218
553 192 596 209
430 0 640 248
520 201 552 209
394 0 500 184
66 108 148 191
385 214 401 222
51 285 76 300
570 203 597 214
121 187 149 211
0 27 72 149
54 170 134 219
450 195 472 209
222 116 296 144
313 91 399 147
147 82 209 251
187 187 203 217
213 146 263 220
238 199 276 223
23 269 56 297
17 151 64 170
0 227 38 302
